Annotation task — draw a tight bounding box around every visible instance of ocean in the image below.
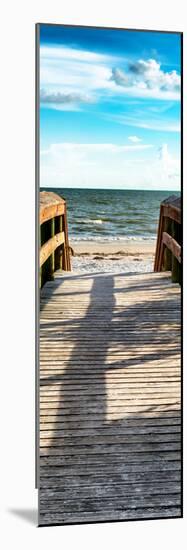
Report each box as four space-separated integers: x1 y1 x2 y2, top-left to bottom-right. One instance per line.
42 188 180 242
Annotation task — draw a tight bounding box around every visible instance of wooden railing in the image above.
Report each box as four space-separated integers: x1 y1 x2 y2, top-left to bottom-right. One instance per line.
40 191 71 287
154 195 181 284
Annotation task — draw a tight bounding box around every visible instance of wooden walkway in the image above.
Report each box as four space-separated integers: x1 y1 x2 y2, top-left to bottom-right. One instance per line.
39 270 181 525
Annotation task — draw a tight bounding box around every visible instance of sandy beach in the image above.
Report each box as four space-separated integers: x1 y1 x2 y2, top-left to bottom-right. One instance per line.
70 239 155 256
70 239 156 274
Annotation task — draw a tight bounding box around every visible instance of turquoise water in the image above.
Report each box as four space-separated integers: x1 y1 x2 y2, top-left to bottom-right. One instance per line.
42 188 180 241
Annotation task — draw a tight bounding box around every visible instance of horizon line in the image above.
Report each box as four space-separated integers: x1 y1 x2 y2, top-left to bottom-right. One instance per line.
40 185 180 192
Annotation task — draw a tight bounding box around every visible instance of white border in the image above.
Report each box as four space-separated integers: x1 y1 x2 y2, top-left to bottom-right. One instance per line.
1 1 186 547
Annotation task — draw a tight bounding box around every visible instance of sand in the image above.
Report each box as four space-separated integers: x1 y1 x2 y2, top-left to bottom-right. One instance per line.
70 239 156 256
69 239 156 274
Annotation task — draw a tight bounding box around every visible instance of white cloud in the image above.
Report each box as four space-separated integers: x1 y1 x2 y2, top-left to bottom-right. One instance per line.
42 142 153 155
111 68 130 87
158 143 180 180
129 59 180 91
40 88 95 104
142 143 180 190
128 136 142 143
158 143 171 164
40 46 181 105
41 45 113 64
106 113 180 133
111 59 180 100
129 121 180 132
40 88 95 108
40 141 180 191
40 141 153 188
40 44 112 95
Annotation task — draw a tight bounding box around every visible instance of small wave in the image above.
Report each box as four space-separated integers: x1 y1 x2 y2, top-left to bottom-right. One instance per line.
70 235 157 242
75 218 104 225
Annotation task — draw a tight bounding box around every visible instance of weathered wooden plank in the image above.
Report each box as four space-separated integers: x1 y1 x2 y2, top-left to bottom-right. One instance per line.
40 374 180 382
40 232 65 268
40 485 181 501
40 387 180 398
39 270 181 525
40 472 181 488
40 377 180 384
40 191 65 225
40 435 181 447
40 416 180 426
40 453 181 467
40 397 180 412
162 231 181 263
40 371 180 377
40 392 180 402
40 423 180 435
40 493 180 512
40 460 181 476
163 203 181 225
40 401 180 413
39 507 181 525
40 444 180 458
40 414 180 427
40 414 181 429
40 387 180 396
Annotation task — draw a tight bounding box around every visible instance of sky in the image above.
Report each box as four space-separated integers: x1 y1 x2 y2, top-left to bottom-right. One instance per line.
40 25 181 190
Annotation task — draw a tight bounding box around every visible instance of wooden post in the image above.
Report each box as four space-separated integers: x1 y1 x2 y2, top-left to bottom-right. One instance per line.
39 225 42 288
163 217 172 272
59 215 63 270
171 220 181 284
40 223 47 286
55 215 63 271
40 220 53 286
158 240 165 273
62 213 68 271
154 204 164 271
50 217 55 279
63 203 71 271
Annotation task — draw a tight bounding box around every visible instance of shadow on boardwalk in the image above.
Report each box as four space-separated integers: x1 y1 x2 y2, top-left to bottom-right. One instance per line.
39 271 181 525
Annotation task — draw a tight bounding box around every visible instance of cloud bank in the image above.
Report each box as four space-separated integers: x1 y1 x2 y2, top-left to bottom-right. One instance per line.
158 143 179 180
40 140 180 190
41 44 181 106
111 59 180 99
41 141 154 189
40 89 94 105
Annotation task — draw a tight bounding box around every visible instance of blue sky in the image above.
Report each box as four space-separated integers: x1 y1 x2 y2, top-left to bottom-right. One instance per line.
40 25 181 190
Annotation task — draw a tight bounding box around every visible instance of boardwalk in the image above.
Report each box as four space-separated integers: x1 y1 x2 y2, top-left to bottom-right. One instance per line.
39 270 181 525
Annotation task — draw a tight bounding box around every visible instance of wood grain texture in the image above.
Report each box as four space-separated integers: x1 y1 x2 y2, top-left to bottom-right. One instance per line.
162 232 181 263
154 195 181 279
39 191 71 289
40 233 65 268
40 191 65 225
39 270 181 526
